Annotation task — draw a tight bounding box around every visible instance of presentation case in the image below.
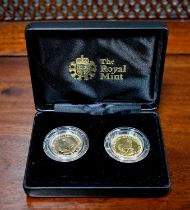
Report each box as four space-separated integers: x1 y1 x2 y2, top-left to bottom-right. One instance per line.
23 21 170 197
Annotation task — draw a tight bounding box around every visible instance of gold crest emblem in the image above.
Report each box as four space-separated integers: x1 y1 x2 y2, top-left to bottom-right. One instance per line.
69 55 97 80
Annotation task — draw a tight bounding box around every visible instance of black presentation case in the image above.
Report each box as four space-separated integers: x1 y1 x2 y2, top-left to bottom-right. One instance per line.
23 21 170 197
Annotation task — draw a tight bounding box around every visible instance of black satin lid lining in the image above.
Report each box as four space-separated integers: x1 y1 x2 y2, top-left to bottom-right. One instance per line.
26 23 167 111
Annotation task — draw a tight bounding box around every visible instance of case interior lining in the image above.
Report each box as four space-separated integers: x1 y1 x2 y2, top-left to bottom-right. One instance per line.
26 29 164 110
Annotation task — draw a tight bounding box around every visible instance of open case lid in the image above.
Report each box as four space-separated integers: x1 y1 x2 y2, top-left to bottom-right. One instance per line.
25 21 168 114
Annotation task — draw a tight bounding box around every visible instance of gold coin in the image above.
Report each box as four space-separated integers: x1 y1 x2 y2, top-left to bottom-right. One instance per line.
43 126 89 162
51 133 82 156
104 127 150 163
112 134 143 158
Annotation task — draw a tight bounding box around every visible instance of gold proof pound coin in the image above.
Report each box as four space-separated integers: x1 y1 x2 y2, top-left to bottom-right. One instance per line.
51 133 82 156
43 126 89 162
112 135 143 158
104 127 150 163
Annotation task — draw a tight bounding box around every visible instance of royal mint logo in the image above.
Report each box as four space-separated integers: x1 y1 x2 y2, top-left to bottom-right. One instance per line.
99 58 127 80
69 55 97 80
69 55 127 81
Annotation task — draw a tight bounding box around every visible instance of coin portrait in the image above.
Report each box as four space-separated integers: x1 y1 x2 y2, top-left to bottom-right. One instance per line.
104 127 150 163
43 126 89 162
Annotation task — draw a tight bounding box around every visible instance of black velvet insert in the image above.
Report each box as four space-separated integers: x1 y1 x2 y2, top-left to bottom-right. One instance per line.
25 112 169 188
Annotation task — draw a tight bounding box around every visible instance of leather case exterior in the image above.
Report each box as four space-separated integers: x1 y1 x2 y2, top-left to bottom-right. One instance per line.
23 21 170 197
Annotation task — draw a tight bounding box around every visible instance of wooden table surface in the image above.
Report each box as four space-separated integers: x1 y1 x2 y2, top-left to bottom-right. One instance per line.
0 55 189 210
0 17 190 210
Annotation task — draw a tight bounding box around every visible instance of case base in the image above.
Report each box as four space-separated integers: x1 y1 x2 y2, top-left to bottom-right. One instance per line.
23 111 170 197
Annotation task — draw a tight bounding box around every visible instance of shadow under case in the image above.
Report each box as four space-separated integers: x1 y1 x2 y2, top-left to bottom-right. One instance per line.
23 21 170 197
